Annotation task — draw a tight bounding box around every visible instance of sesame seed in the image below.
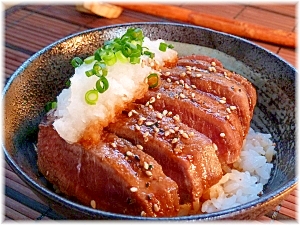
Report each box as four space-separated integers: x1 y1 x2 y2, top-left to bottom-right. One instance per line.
128 111 133 117
111 142 117 148
157 93 161 99
167 78 172 83
149 97 156 104
91 200 96 209
174 126 179 131
137 145 143 150
149 105 153 109
186 71 192 75
141 211 147 217
179 93 186 99
167 111 173 116
186 66 192 71
180 72 186 77
145 171 153 177
179 79 185 85
172 138 178 144
173 114 180 122
145 121 154 126
226 108 231 114
225 115 230 120
153 204 160 212
191 93 195 98
211 61 216 67
126 151 133 157
224 71 228 76
162 110 168 116
164 130 171 136
154 127 160 133
213 143 218 151
144 162 149 170
130 187 138 192
230 105 237 110
174 94 179 99
219 99 226 104
175 81 180 85
196 73 202 78
189 131 195 137
165 71 171 76
220 133 226 138
135 124 141 130
191 84 197 89
156 112 163 119
178 129 184 134
182 132 189 139
143 132 149 138
208 67 213 72
132 110 138 115
169 128 175 134
184 83 190 89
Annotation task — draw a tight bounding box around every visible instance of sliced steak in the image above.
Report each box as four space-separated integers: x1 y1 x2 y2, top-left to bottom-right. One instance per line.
107 103 223 208
37 112 180 217
177 56 257 115
160 66 252 136
136 80 244 164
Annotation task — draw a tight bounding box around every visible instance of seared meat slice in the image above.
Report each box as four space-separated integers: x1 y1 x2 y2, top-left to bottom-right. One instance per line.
37 113 180 217
136 80 244 164
177 55 257 115
107 103 223 208
160 66 252 136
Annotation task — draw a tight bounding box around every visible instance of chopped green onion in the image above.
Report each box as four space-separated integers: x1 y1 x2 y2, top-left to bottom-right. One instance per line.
144 50 155 59
93 62 108 77
101 51 117 66
168 44 174 49
130 56 140 64
45 101 57 112
84 55 95 64
115 50 128 63
96 76 109 93
85 89 99 105
159 42 168 52
147 73 159 88
66 79 71 87
71 57 83 68
85 69 94 77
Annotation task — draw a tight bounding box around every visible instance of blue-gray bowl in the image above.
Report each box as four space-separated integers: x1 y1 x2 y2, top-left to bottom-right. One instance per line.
3 22 297 220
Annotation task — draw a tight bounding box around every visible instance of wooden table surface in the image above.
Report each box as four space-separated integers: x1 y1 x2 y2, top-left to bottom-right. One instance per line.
4 3 297 221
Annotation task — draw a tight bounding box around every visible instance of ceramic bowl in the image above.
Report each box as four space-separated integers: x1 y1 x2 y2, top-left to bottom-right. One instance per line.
3 22 297 220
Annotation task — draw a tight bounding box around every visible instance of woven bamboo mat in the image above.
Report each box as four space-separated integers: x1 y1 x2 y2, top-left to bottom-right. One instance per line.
4 4 297 221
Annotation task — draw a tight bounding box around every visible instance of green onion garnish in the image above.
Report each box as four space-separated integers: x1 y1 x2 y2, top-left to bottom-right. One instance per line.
71 27 168 105
147 73 159 88
96 76 109 93
71 57 83 68
159 42 168 52
66 79 71 88
45 101 57 112
85 69 94 77
85 89 99 105
93 62 108 77
84 55 95 64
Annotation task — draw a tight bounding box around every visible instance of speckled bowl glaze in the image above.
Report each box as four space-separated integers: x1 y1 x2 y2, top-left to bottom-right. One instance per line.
3 22 297 220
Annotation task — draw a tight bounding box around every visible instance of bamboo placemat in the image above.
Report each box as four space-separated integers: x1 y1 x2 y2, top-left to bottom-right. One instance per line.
4 4 297 221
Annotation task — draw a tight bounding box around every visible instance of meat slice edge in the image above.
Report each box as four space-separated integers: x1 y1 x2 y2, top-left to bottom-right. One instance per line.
107 103 223 211
37 113 180 217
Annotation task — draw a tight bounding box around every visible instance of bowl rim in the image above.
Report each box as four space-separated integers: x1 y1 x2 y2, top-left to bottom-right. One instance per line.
3 21 298 220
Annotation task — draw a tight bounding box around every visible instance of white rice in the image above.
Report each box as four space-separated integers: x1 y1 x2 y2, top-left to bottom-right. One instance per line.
201 128 276 213
53 37 177 144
